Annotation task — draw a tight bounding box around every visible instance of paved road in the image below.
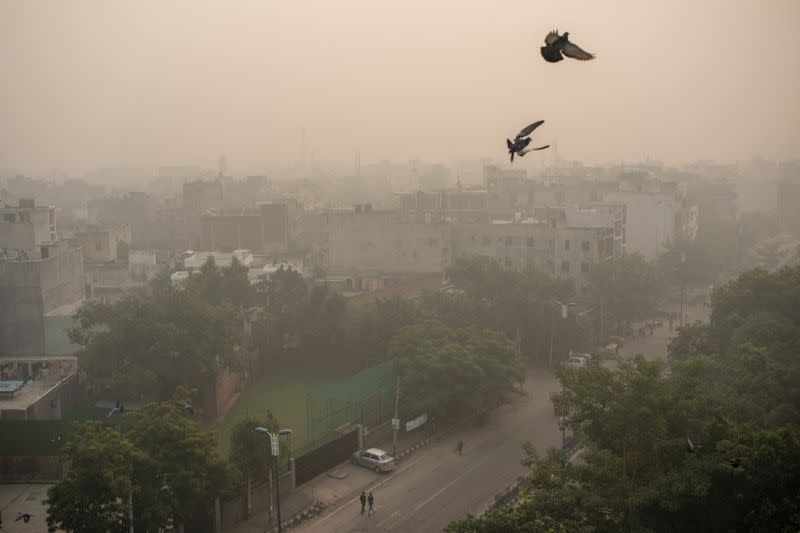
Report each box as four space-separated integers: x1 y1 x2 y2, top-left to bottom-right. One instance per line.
0 484 58 533
620 300 709 362
293 372 562 533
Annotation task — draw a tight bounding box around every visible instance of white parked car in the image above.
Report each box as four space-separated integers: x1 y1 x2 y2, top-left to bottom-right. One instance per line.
562 356 588 369
352 448 396 473
572 353 592 365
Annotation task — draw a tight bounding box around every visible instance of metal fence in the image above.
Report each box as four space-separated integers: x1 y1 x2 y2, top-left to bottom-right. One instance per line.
304 361 396 453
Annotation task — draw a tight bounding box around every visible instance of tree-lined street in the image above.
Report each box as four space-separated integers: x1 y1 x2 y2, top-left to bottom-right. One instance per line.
293 371 562 533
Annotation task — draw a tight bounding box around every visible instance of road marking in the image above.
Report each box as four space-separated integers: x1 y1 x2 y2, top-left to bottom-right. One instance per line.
309 459 420 529
412 454 493 512
377 510 399 528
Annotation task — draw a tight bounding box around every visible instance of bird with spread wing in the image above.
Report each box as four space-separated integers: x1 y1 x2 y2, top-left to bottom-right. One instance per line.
507 121 550 162
540 30 595 63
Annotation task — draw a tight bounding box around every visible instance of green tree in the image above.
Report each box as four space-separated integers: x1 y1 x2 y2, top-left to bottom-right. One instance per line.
252 268 349 370
590 253 663 338
346 296 420 366
45 422 144 533
435 256 586 365
183 255 254 307
229 413 286 515
391 320 524 420
70 289 246 400
127 401 231 531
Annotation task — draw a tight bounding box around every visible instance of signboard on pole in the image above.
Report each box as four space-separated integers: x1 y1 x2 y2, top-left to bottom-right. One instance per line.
391 418 400 430
271 435 280 457
405 413 428 432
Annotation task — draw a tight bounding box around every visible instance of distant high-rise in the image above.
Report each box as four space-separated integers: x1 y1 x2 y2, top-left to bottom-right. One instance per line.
218 155 228 178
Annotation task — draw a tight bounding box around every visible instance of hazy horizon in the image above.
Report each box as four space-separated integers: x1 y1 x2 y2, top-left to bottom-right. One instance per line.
2 0 799 176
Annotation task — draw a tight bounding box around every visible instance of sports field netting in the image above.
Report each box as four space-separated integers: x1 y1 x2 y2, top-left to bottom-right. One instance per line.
304 361 396 453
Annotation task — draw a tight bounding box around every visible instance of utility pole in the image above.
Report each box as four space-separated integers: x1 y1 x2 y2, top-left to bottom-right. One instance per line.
548 308 555 368
392 376 400 456
129 489 134 533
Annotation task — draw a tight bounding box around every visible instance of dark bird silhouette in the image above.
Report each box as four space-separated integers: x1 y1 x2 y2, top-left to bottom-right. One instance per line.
507 121 549 162
176 401 194 415
687 437 702 453
107 400 124 418
16 512 32 523
540 30 595 63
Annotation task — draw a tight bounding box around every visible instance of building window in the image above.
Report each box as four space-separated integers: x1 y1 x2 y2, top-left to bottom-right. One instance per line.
526 237 535 247
561 260 570 273
320 232 329 244
582 286 590 296
482 236 491 246
505 236 513 246
582 240 591 253
504 257 512 268
564 240 570 251
581 262 590 273
95 241 103 251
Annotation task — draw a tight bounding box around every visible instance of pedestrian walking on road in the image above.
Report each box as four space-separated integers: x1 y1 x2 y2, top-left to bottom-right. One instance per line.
368 492 375 515
360 492 366 514
457 440 464 455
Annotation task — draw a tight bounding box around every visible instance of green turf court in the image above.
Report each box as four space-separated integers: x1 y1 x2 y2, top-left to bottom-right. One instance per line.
212 374 329 458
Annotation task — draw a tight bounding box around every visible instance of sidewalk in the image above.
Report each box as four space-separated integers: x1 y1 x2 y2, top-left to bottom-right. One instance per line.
225 425 436 532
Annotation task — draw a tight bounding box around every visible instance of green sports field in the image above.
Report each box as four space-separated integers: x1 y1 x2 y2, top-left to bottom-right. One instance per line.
213 374 329 458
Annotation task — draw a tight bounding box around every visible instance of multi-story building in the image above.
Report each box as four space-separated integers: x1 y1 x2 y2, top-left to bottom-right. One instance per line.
199 203 289 253
452 207 620 296
604 175 685 260
304 205 450 274
87 192 156 247
0 240 84 355
183 179 224 212
777 163 800 237
398 189 489 224
0 199 57 252
73 224 132 263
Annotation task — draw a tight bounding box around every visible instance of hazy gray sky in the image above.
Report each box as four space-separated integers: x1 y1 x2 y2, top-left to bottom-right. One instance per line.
1 0 798 175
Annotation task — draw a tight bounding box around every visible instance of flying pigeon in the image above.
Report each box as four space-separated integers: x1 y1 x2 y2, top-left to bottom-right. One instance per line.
507 121 550 162
107 400 124 418
540 30 595 63
686 437 702 453
176 401 194 415
16 512 32 523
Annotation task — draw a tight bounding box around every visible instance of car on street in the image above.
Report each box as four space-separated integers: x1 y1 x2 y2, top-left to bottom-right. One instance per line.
352 448 396 473
562 356 588 369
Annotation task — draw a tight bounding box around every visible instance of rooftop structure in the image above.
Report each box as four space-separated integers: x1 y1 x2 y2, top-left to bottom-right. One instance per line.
183 249 254 270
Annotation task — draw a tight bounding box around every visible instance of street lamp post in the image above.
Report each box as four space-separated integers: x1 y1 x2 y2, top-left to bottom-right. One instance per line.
549 300 576 367
679 251 686 328
256 427 293 532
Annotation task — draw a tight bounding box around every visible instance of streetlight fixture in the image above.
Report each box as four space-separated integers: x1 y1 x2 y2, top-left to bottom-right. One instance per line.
549 299 576 367
255 427 293 532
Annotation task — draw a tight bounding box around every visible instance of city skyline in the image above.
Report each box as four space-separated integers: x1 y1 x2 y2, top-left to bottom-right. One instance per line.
2 0 799 175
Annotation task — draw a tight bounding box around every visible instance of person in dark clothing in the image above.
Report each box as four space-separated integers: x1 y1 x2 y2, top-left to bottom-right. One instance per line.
368 492 375 515
360 492 367 514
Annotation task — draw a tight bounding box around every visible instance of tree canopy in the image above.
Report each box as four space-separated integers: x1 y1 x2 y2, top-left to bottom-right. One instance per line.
390 320 524 420
448 266 800 532
70 287 246 400
429 255 589 366
47 398 230 533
